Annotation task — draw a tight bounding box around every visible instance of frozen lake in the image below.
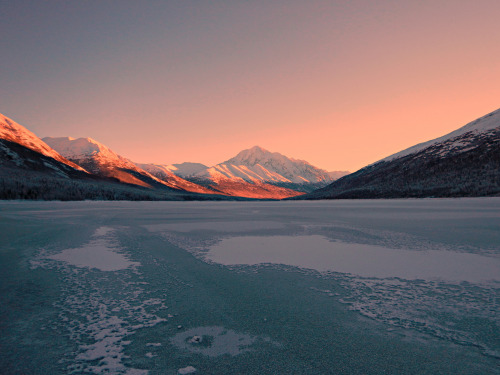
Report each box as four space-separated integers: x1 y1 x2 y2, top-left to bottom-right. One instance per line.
1 199 499 374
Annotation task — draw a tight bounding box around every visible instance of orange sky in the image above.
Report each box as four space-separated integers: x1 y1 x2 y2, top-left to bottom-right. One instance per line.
1 1 499 171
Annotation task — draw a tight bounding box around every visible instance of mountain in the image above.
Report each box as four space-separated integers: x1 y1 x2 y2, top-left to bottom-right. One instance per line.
0 114 180 200
0 137 180 201
163 162 208 178
303 108 500 199
327 171 350 180
137 163 220 195
185 146 343 197
0 113 87 172
0 113 242 201
189 171 306 199
213 146 333 184
43 136 161 188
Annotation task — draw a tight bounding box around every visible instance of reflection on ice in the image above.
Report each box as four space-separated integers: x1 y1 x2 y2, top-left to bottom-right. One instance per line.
206 235 500 283
145 220 284 233
47 227 139 271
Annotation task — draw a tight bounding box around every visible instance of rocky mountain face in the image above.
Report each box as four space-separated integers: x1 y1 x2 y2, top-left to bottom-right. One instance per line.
303 108 500 199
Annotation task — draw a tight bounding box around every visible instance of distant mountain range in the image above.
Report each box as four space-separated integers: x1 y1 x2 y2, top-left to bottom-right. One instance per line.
2 107 499 201
140 146 348 198
43 137 217 195
301 108 500 199
0 113 346 200
0 114 230 201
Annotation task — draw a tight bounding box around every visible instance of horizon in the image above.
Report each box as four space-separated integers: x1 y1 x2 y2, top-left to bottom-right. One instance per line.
2 1 499 171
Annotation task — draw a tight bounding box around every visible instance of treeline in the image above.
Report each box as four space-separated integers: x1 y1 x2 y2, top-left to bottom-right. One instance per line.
0 139 241 201
0 169 240 201
0 169 182 201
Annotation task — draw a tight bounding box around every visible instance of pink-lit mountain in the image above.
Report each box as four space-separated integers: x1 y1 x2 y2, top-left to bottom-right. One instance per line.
0 113 87 173
141 146 349 199
43 137 216 195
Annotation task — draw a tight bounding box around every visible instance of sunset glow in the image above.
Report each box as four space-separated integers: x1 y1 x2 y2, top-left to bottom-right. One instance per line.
2 1 499 171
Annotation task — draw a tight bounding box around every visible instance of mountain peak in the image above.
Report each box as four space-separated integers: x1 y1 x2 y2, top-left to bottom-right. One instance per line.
43 136 113 158
195 146 334 185
0 113 87 172
248 145 268 152
227 146 281 166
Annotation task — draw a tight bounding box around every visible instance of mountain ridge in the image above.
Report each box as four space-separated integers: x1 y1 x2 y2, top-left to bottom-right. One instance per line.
0 114 87 172
43 136 218 194
301 107 500 199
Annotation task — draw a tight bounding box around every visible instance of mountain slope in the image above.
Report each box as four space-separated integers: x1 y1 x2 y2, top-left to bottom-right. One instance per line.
163 162 208 177
0 138 234 201
137 163 221 195
186 146 344 197
188 170 305 199
44 137 225 195
201 146 333 184
44 136 164 188
0 113 87 172
0 113 251 201
304 108 500 199
0 116 184 200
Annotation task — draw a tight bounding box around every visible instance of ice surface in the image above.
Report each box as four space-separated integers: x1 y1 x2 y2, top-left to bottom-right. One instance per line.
48 244 138 271
145 221 284 233
206 235 500 283
47 227 139 271
28 226 166 374
2 199 500 374
178 366 197 374
170 326 276 357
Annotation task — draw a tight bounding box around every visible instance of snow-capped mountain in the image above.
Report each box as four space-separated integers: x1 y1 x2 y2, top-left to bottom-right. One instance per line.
197 146 333 185
0 113 159 200
0 113 240 200
154 146 345 198
0 113 87 172
42 136 207 193
304 108 500 199
163 162 208 178
43 136 154 187
380 108 500 162
177 146 344 198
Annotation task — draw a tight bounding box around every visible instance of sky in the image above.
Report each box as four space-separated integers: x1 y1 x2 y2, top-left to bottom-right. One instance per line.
1 0 499 172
